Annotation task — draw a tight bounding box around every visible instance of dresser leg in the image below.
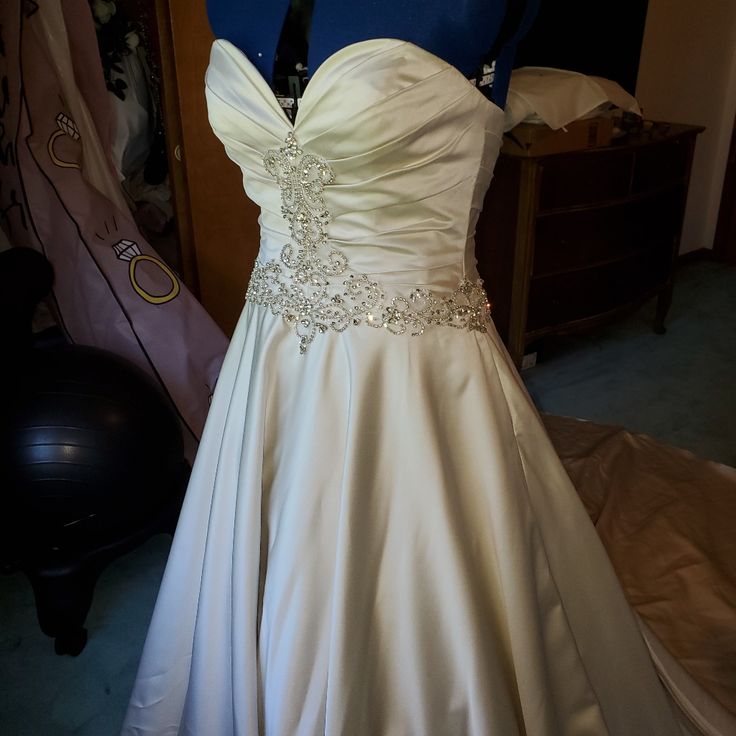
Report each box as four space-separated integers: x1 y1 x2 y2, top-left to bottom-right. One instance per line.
654 282 673 334
508 337 525 369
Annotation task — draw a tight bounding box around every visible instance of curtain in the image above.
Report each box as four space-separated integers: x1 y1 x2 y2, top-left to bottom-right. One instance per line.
0 0 228 453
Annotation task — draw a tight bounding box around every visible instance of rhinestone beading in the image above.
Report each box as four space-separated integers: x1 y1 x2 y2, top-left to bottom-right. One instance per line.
247 133 491 353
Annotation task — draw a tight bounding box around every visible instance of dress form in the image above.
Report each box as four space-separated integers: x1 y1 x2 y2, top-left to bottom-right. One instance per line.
206 0 538 107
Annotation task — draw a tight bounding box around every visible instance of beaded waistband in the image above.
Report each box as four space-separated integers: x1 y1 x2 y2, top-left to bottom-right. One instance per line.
247 133 491 354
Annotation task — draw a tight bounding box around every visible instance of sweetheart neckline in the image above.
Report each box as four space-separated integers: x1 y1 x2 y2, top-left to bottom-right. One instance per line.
210 37 505 131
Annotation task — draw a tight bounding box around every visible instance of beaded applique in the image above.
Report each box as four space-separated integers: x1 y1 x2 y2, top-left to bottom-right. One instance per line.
247 132 491 353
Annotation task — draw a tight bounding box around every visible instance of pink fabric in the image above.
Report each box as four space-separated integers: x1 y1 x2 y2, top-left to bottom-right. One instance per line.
1 0 227 449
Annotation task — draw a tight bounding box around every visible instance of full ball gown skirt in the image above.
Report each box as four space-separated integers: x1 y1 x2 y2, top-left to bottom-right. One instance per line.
121 39 679 735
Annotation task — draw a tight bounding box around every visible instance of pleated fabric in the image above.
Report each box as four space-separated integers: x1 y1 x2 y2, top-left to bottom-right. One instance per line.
121 39 680 735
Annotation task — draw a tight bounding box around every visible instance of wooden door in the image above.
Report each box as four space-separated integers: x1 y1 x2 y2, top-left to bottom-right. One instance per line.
156 0 260 335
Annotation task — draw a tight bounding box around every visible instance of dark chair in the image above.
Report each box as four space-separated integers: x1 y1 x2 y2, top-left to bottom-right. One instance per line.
0 247 187 655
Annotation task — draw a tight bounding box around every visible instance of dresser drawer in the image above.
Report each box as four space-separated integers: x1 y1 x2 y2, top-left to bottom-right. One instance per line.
526 244 672 333
632 137 692 193
538 151 633 211
533 188 684 277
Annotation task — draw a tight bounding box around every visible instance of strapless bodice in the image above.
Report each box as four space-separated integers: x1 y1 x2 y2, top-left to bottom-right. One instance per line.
205 38 505 351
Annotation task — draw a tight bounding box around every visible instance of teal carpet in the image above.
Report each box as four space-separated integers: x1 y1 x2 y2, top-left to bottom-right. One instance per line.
524 260 736 467
1 259 734 735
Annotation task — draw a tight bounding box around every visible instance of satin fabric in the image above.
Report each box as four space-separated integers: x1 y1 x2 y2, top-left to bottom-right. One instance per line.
544 414 736 734
122 39 679 735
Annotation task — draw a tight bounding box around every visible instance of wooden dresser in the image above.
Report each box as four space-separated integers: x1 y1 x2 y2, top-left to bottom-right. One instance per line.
476 123 704 366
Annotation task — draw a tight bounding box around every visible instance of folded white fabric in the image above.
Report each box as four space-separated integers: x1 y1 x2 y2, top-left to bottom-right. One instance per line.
504 67 641 131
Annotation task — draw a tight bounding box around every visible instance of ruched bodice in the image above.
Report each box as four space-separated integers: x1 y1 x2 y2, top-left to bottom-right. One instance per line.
205 38 503 285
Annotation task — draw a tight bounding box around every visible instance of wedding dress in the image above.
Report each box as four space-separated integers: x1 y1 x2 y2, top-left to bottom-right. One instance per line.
122 38 679 735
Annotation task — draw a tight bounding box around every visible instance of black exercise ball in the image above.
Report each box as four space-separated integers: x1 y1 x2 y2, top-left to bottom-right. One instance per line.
1 345 185 552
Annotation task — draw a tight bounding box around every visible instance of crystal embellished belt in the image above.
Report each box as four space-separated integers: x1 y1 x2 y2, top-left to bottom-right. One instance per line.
246 133 491 354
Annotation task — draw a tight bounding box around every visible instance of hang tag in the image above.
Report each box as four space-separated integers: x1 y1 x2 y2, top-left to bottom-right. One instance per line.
477 61 496 89
274 72 309 122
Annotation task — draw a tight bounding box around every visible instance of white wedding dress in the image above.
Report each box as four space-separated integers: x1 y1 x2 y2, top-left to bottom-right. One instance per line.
122 38 679 735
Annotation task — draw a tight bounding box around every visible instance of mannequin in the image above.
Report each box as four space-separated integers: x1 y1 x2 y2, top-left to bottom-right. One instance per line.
206 0 538 108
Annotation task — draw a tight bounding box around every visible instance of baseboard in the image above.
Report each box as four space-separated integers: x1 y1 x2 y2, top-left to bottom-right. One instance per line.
677 248 715 266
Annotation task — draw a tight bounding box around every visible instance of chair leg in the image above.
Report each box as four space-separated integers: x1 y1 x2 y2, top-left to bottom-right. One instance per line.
26 563 98 656
21 470 188 656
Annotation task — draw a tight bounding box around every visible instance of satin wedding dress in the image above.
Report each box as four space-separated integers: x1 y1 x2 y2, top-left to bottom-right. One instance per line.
122 38 679 735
